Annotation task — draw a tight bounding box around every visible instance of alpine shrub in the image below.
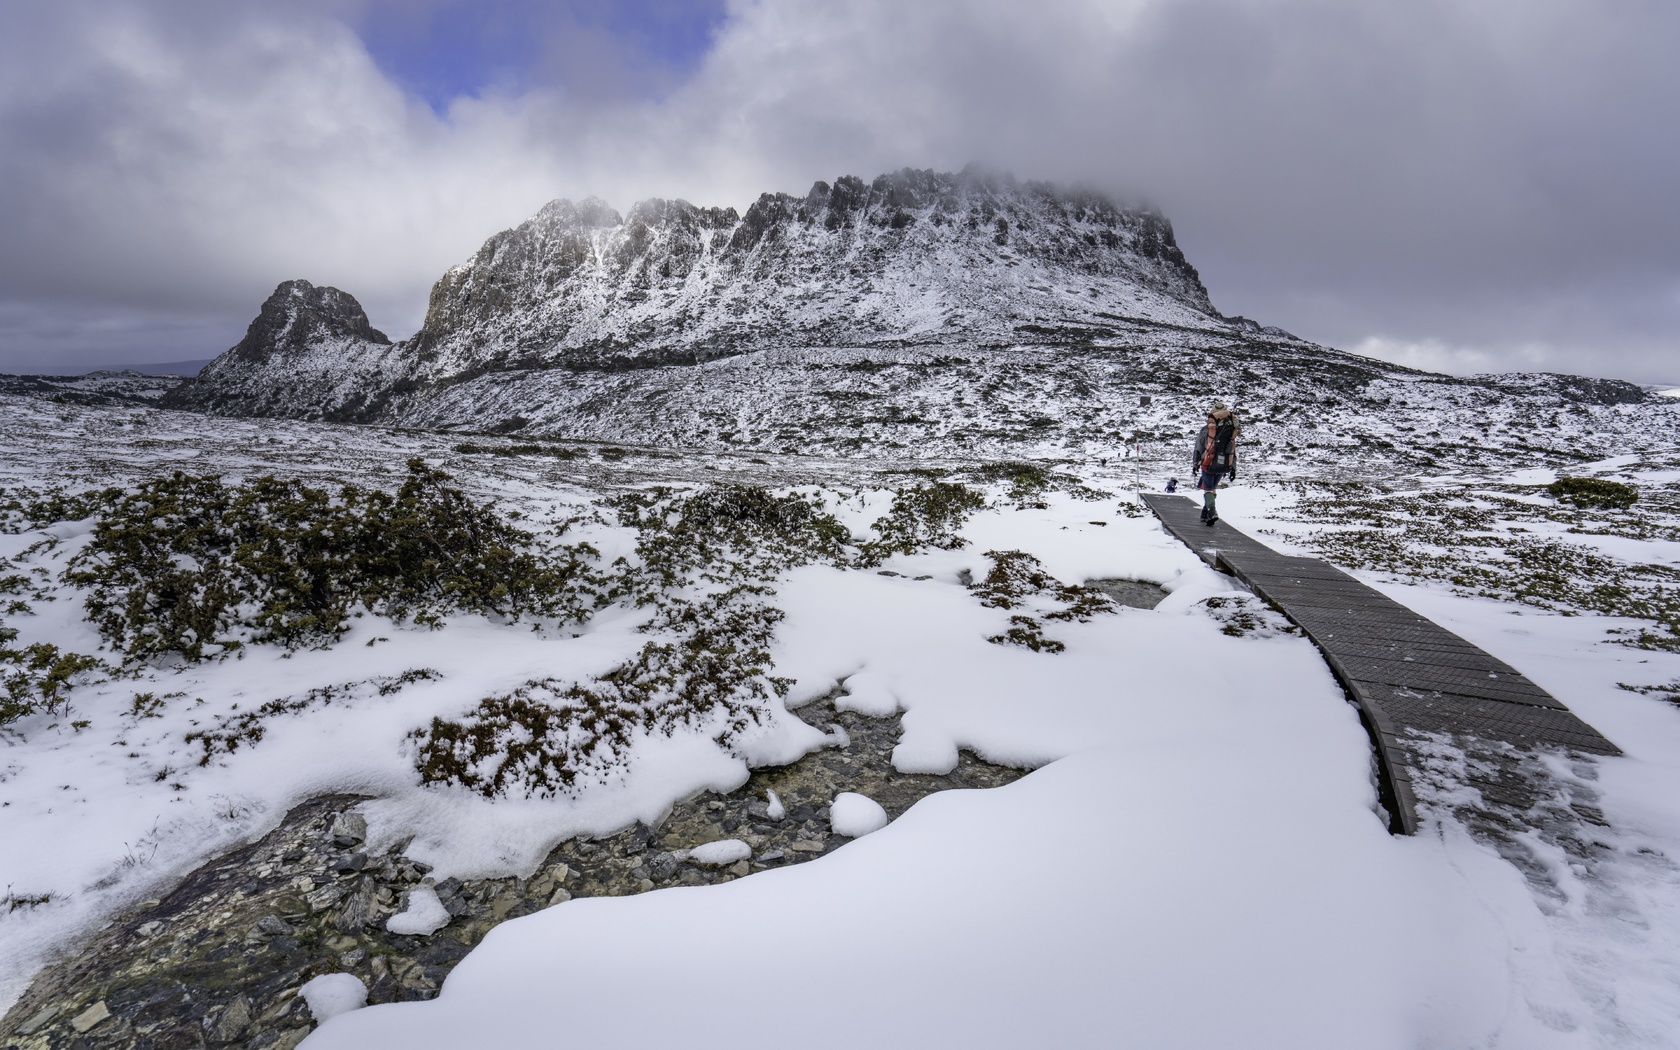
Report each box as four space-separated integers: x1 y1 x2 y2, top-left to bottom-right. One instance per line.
859 482 985 564
1547 476 1637 510
67 459 604 661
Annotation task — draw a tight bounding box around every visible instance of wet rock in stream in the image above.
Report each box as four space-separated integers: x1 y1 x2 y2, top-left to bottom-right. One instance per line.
1 694 1025 1048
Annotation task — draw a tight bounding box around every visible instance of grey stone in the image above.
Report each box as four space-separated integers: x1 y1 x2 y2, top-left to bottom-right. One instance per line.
253 915 295 938
208 994 253 1042
15 1003 61 1035
328 811 367 848
332 852 367 874
648 852 680 880
335 878 382 931
69 999 111 1033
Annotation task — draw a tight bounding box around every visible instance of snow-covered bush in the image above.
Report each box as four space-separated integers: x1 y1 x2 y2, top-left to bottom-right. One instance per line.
412 588 788 798
610 484 852 593
1 638 104 726
970 549 1115 653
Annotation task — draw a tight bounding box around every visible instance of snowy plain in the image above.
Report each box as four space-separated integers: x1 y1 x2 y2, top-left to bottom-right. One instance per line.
1 395 1679 1047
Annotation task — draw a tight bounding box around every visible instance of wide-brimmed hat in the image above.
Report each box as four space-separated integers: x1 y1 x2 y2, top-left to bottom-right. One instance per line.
1209 401 1228 414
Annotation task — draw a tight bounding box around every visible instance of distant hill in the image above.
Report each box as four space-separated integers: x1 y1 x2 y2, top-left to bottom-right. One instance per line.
129 359 213 376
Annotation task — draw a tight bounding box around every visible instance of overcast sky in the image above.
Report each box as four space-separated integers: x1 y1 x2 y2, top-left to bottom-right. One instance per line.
1 0 1676 382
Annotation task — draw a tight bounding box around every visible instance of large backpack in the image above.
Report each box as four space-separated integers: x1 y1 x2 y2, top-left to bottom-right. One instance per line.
1202 417 1237 471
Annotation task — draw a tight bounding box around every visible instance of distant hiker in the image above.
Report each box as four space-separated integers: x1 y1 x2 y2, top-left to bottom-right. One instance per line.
1192 403 1238 525
1165 477 1179 493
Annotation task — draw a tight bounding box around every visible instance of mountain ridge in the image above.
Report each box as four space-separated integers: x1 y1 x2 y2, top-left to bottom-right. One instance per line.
163 166 1255 422
160 166 1659 464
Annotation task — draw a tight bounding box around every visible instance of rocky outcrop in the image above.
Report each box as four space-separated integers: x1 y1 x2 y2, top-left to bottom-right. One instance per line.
162 280 416 423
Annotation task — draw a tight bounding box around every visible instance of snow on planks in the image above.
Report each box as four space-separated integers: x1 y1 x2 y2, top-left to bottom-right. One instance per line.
1140 493 1620 835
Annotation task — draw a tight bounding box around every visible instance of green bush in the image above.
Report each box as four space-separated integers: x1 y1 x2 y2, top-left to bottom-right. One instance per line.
66 460 604 661
859 482 986 564
1547 476 1637 509
2 640 104 725
612 485 851 592
413 485 856 798
0 484 123 533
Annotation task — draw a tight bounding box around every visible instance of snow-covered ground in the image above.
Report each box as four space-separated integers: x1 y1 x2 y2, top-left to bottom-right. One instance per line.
4 395 1680 1047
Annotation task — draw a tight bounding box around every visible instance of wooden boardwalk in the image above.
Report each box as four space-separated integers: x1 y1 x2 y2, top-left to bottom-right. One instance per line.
1141 494 1619 834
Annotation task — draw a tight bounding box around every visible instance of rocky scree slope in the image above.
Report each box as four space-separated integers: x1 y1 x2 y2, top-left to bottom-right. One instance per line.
161 166 1669 470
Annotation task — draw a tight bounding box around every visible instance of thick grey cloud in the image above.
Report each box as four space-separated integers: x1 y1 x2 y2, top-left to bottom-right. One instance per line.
1 0 1676 382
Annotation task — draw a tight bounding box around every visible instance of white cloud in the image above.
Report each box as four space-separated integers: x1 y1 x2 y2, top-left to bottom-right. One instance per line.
1346 337 1511 377
0 0 1676 379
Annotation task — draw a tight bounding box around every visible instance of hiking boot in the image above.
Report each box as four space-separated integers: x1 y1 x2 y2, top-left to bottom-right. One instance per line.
1205 514 1218 526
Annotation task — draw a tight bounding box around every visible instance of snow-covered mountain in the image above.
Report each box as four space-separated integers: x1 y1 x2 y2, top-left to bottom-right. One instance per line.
174 279 413 422
401 166 1222 374
163 167 1272 422
161 166 1665 472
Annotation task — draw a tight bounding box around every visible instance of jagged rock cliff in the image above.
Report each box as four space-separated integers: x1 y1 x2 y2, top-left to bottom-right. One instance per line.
404 167 1221 378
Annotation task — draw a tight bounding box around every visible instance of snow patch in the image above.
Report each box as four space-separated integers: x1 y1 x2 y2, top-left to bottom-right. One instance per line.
687 839 752 867
299 973 368 1022
829 792 890 837
386 886 451 936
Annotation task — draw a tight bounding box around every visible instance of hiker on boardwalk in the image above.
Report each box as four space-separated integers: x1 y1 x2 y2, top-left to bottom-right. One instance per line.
1192 402 1238 525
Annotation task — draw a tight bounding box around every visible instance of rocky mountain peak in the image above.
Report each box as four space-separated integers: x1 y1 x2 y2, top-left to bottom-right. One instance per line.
230 279 390 363
396 166 1224 378
161 280 408 421
168 166 1271 429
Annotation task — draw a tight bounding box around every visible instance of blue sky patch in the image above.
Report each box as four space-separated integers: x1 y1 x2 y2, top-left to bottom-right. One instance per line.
354 0 728 112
